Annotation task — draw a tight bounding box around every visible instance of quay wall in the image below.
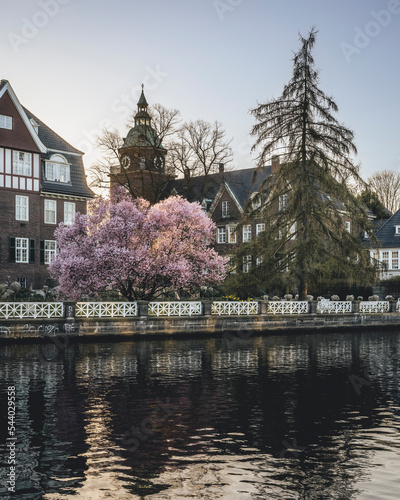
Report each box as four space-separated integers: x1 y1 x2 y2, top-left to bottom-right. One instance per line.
1 299 400 343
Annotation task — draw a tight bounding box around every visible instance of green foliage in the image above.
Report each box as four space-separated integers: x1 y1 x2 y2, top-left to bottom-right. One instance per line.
379 276 400 296
246 28 377 298
358 190 391 219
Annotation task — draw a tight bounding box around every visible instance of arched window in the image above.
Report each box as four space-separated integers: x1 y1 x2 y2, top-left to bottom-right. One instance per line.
45 154 71 183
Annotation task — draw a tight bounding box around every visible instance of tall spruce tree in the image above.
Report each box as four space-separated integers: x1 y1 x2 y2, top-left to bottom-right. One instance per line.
240 28 376 299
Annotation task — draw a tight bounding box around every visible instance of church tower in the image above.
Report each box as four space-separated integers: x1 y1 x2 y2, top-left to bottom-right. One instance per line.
113 85 175 203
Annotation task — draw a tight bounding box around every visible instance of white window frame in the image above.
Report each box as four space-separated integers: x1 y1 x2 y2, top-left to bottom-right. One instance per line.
392 251 399 270
382 251 389 268
44 199 57 224
222 201 230 218
256 223 265 235
64 202 76 226
16 195 29 221
395 226 400 235
243 255 252 273
228 225 237 244
44 240 57 264
345 221 351 233
13 151 32 176
16 238 29 263
0 114 12 130
217 226 226 244
243 224 252 242
279 194 288 211
45 154 71 183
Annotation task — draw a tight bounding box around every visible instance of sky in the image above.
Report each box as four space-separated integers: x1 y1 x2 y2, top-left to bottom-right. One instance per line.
1 0 399 183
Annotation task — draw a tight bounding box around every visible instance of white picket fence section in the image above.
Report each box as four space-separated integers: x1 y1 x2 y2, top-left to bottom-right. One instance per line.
267 301 309 315
0 302 64 320
148 301 202 317
359 301 390 313
316 300 352 314
211 301 259 316
76 302 138 318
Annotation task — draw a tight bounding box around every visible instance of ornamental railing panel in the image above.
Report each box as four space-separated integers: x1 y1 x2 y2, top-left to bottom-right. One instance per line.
148 302 202 317
211 301 259 316
359 301 389 313
76 302 137 318
267 301 309 315
0 302 64 320
316 300 352 314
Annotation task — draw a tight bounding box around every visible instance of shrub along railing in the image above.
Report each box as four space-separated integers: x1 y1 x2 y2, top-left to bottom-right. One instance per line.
1 299 400 320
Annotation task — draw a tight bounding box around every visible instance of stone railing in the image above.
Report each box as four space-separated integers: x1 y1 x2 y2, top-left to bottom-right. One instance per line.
267 301 309 315
211 301 259 316
0 302 64 320
316 300 352 314
148 301 202 317
76 302 138 318
359 301 390 314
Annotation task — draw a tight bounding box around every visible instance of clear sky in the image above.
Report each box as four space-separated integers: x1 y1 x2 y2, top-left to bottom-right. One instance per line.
1 0 399 181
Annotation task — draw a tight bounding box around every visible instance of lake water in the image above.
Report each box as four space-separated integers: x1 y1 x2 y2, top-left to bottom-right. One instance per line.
0 331 399 499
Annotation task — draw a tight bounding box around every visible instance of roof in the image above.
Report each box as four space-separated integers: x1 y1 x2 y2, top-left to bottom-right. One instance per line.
164 165 272 208
374 209 400 248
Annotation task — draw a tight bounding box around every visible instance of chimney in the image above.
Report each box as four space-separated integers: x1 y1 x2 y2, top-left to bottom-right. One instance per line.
271 155 280 174
219 163 224 181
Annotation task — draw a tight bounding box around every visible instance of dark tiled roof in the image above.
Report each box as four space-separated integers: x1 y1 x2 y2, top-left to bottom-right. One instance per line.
375 209 400 248
164 166 271 208
23 107 83 155
23 107 94 198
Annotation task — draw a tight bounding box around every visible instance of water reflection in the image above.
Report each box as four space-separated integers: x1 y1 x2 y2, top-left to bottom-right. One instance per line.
0 331 399 499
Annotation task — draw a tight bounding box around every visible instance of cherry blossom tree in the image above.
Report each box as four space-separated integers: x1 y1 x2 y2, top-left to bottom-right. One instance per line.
49 190 227 301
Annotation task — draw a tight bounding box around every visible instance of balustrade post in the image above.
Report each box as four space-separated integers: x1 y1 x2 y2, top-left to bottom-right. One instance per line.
203 301 212 316
389 299 397 313
309 300 317 314
260 300 269 315
352 300 360 314
137 301 148 317
64 302 76 321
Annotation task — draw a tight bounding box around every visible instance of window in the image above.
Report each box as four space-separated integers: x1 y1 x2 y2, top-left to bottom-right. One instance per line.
395 226 400 235
16 238 29 263
251 193 262 210
228 225 237 243
256 223 265 235
217 226 226 244
44 240 57 264
279 194 288 211
13 151 32 176
382 251 389 267
17 277 27 288
243 255 252 273
345 221 351 233
16 195 29 221
392 251 399 269
45 154 70 183
0 114 12 130
222 201 230 218
45 199 57 224
64 202 76 225
256 256 263 266
289 222 296 239
243 225 252 242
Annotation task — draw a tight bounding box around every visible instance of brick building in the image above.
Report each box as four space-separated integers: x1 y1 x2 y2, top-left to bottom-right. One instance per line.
0 80 93 289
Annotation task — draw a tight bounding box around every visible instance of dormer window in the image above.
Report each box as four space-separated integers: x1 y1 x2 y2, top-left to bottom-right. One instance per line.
0 114 12 130
30 118 39 134
395 226 400 235
222 201 230 218
45 154 70 183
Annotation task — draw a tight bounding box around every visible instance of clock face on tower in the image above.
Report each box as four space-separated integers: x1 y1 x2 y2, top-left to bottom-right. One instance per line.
121 156 130 169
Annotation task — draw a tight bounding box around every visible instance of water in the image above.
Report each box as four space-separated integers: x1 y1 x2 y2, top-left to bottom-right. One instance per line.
0 331 399 499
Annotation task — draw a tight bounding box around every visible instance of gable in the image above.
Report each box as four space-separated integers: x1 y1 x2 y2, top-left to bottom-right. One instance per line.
208 183 243 220
0 82 46 153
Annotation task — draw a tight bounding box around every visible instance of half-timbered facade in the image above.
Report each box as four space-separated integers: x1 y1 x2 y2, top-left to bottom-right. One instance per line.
0 80 93 289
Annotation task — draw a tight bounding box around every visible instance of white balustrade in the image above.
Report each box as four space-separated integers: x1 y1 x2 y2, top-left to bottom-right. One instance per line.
397 300 400 313
359 301 389 313
211 301 259 316
316 300 352 314
148 301 202 317
267 301 309 315
0 302 64 320
76 302 137 318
